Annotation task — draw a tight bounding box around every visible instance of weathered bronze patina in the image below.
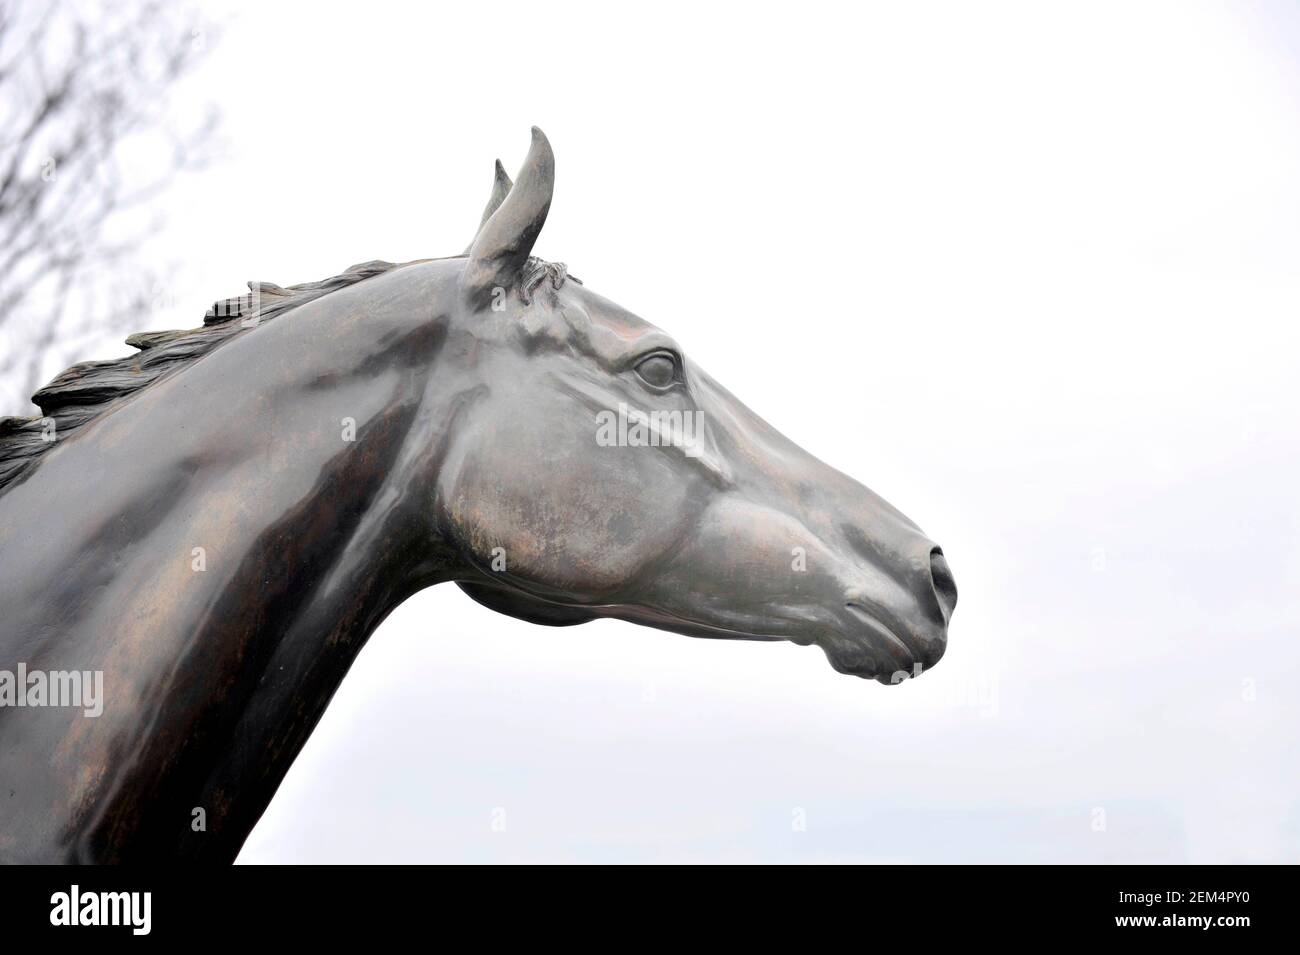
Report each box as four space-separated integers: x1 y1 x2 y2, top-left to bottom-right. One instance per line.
0 129 956 862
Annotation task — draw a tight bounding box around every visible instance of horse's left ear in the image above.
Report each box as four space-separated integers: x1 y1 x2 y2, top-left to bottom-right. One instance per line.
461 127 554 308
462 159 513 254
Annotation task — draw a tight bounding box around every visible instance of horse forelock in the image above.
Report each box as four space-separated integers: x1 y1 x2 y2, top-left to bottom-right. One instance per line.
519 256 581 305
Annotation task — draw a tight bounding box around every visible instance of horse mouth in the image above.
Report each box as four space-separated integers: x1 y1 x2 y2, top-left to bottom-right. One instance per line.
841 602 924 683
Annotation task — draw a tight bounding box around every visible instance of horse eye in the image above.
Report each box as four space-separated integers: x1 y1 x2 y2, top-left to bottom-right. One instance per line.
635 353 678 388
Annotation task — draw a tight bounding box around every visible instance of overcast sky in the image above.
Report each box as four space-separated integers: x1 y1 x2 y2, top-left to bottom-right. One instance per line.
49 0 1300 862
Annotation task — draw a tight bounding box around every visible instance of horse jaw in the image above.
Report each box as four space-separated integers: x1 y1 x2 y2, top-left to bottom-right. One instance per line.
456 580 598 627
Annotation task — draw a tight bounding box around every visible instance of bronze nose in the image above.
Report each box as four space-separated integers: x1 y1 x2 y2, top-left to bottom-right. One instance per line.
929 547 958 622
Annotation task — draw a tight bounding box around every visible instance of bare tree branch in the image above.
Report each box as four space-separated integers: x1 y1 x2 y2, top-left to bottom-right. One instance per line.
0 0 222 412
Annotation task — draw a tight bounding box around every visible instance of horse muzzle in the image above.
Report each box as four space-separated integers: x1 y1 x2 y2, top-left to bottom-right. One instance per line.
825 546 957 684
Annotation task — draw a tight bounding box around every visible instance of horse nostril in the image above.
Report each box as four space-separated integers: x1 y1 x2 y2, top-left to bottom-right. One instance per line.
928 547 957 621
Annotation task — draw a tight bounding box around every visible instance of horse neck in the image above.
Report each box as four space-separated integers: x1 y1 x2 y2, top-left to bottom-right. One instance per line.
0 262 462 861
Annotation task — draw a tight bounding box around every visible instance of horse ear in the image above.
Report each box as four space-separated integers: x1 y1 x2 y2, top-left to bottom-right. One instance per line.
462 159 513 254
462 127 554 307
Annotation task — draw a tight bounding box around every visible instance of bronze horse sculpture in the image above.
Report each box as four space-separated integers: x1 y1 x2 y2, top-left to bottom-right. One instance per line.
0 129 956 863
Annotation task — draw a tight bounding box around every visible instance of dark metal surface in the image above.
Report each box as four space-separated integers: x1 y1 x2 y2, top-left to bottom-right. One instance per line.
0 128 955 862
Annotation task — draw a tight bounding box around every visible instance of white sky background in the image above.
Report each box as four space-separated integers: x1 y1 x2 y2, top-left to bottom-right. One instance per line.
50 0 1300 862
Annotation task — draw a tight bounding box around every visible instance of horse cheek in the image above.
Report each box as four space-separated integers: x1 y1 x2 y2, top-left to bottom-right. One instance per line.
444 430 697 599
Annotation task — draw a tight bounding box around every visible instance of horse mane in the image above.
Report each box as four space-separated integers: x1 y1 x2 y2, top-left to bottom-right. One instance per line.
0 259 401 494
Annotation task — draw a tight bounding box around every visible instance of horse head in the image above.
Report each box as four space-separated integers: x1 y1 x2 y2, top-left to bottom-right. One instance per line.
441 129 956 683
